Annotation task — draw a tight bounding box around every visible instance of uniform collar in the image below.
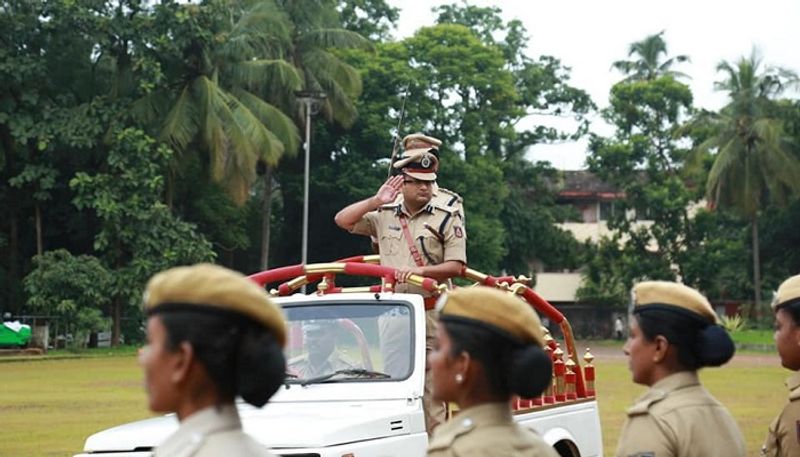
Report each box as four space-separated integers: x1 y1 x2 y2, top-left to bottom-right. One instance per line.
650 370 700 393
428 402 510 451
155 404 241 457
455 402 513 425
399 202 434 217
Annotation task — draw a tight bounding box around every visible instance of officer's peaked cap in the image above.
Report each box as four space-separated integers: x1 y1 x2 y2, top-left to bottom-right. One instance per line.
393 148 438 181
436 286 546 347
143 263 287 346
631 281 717 324
402 132 441 150
773 274 800 311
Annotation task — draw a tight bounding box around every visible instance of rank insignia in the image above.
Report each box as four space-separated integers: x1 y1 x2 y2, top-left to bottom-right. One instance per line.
454 226 463 238
388 225 401 231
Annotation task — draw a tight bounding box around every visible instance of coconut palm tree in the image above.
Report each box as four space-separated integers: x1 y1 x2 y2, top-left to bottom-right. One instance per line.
134 0 303 205
612 30 690 82
256 0 372 269
275 0 372 127
697 50 800 311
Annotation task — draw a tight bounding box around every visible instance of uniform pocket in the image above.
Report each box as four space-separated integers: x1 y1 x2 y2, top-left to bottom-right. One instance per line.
379 230 403 256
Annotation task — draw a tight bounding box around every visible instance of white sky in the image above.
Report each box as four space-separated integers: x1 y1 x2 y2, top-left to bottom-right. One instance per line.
388 0 800 169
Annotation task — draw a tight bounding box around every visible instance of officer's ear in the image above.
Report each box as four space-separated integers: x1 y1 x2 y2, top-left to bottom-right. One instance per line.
652 335 670 364
170 341 195 385
453 350 472 381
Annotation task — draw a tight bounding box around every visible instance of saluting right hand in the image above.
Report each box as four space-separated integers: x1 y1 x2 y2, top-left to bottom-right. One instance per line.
375 175 403 204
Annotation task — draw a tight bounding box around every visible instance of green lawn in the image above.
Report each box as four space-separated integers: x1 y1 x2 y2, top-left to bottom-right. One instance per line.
0 348 789 456
730 329 775 346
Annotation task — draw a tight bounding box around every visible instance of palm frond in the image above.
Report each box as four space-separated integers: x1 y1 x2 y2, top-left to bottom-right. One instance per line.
233 88 301 155
298 29 373 52
228 96 284 166
302 49 362 96
227 59 302 95
160 85 200 153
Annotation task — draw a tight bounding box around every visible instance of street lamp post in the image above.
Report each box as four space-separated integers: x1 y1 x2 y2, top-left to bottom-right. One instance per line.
295 91 326 292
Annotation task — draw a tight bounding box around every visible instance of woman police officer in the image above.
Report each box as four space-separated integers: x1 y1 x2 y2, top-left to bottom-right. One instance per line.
426 286 558 457
762 274 800 457
616 281 745 457
138 264 287 457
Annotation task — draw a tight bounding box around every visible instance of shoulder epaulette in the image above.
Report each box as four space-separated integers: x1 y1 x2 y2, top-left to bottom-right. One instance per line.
626 389 667 416
437 187 463 205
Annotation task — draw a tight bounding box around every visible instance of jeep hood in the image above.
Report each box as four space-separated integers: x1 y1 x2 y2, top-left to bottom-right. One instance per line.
82 401 417 452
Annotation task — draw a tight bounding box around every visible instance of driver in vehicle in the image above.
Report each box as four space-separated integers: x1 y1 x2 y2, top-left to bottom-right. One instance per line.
289 320 357 378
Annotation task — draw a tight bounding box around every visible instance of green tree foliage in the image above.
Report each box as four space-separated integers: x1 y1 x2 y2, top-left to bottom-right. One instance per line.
581 76 694 303
580 32 695 305
71 129 215 344
23 249 111 348
694 51 800 309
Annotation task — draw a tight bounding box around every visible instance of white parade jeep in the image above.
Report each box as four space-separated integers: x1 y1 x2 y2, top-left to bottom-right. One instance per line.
75 258 603 457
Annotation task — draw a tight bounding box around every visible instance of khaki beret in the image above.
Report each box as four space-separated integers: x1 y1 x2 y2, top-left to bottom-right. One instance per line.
436 287 546 347
773 274 800 311
393 148 438 181
631 281 717 323
143 264 286 346
402 132 441 150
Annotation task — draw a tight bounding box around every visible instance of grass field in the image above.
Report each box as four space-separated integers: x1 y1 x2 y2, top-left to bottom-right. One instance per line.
0 346 788 456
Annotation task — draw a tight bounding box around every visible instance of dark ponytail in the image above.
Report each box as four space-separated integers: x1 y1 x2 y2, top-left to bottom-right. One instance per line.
236 326 285 407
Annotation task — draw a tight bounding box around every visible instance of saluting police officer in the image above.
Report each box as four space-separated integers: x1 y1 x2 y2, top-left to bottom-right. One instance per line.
334 151 466 434
139 264 287 457
762 274 800 457
616 281 745 457
427 287 557 457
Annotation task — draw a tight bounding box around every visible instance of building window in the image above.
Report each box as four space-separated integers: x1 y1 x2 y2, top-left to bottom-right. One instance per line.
599 201 616 221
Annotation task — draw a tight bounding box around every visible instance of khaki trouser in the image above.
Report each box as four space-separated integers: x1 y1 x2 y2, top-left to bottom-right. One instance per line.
379 308 446 435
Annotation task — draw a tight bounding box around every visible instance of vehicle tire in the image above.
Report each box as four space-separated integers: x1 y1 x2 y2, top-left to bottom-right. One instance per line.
554 440 580 457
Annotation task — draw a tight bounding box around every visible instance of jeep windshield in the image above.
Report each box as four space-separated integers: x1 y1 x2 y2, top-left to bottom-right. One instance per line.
283 301 414 384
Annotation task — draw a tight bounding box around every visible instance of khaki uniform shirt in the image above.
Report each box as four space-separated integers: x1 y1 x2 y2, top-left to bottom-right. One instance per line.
427 402 559 457
351 201 467 295
762 371 800 457
154 405 274 457
288 352 356 379
616 371 745 457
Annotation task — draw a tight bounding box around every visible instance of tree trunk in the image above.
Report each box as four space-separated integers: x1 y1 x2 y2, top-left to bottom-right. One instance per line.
260 166 274 270
111 297 121 347
751 215 762 320
35 203 43 257
166 170 174 209
9 213 20 313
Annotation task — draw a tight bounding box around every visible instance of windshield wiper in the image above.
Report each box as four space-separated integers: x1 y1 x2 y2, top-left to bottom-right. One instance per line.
300 368 391 386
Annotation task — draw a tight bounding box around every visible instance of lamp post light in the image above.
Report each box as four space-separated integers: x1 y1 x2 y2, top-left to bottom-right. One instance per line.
295 90 326 291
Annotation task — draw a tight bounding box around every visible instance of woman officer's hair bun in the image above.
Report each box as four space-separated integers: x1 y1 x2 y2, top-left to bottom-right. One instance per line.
510 345 553 398
236 327 286 407
696 325 735 367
